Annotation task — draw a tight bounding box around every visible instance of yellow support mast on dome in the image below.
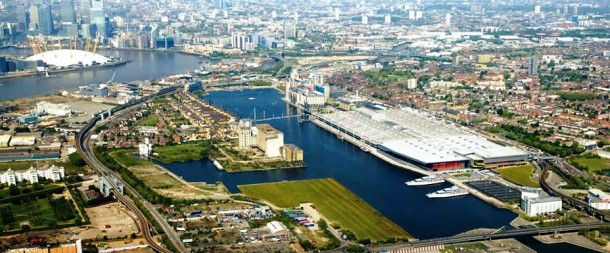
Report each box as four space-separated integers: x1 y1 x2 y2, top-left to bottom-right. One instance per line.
42 38 48 53
85 38 91 53
28 38 37 55
92 36 99 54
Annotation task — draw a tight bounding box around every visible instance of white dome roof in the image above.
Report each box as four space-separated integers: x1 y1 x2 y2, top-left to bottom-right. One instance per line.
26 49 111 67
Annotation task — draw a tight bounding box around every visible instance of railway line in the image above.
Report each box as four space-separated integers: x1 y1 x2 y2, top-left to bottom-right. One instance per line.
538 160 609 221
76 86 185 253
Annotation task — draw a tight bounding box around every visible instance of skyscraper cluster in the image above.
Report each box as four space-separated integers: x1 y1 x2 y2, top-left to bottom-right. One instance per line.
14 0 107 38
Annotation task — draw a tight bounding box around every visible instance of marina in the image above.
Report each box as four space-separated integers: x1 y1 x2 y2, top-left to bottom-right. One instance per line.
160 88 518 240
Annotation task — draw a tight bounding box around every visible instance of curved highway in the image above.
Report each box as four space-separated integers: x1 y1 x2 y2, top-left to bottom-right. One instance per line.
76 86 187 253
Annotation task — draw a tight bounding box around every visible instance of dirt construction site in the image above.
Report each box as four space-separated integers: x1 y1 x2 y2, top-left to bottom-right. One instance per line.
77 202 140 240
0 202 138 247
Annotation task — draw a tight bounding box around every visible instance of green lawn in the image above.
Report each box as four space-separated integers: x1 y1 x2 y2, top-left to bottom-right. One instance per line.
570 157 610 171
138 114 159 126
495 164 540 187
238 178 411 242
110 149 153 167
11 199 56 228
1 198 78 231
153 144 207 163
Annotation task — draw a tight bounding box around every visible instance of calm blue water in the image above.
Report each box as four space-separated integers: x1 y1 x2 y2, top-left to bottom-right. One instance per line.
159 88 518 240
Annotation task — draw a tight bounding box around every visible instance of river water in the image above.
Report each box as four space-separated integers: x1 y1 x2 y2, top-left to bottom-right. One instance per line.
0 48 204 101
158 88 519 240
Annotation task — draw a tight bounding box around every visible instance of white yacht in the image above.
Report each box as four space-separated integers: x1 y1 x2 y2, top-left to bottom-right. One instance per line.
426 186 469 198
405 175 445 186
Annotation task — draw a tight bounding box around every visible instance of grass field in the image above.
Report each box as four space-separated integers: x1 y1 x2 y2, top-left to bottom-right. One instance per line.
495 164 539 187
1 198 78 231
110 149 153 167
570 157 610 171
11 199 56 228
138 114 159 126
107 148 226 199
153 144 206 163
238 178 411 242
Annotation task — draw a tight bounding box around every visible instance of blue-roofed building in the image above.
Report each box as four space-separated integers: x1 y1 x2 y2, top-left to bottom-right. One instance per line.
17 115 38 124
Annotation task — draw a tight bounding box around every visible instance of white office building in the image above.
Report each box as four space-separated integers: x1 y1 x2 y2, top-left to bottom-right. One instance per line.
407 78 418 89
588 189 610 210
256 124 284 157
521 196 562 216
0 165 65 185
100 175 125 197
139 138 153 157
35 101 72 117
237 119 256 149
521 187 541 199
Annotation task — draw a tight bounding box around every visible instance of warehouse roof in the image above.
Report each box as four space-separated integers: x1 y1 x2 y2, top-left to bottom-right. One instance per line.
381 138 469 164
381 134 528 164
320 106 527 165
9 136 36 146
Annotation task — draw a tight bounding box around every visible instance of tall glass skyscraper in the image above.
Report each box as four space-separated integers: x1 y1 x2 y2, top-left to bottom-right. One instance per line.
90 0 106 37
16 5 28 32
28 5 39 32
38 3 54 35
60 0 76 24
80 0 91 23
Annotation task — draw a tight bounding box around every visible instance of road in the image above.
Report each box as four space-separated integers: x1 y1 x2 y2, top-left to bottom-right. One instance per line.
76 86 187 253
274 55 290 77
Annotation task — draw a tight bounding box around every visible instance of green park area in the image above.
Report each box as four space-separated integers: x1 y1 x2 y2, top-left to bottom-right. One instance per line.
238 178 411 242
569 155 610 172
249 80 272 86
138 114 159 126
0 195 83 232
495 164 539 187
153 142 215 163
